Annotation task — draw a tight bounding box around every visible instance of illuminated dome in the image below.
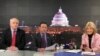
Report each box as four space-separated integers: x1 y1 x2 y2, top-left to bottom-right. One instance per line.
51 7 70 26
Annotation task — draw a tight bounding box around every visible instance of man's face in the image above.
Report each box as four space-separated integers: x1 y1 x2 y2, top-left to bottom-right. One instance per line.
10 18 19 29
39 24 48 33
86 26 94 35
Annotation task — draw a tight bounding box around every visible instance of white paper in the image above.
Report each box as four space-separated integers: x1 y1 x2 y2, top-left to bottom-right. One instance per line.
45 44 56 51
0 49 5 52
81 51 96 55
65 49 81 53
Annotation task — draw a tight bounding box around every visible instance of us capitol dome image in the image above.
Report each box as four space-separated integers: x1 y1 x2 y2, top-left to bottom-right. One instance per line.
51 7 70 27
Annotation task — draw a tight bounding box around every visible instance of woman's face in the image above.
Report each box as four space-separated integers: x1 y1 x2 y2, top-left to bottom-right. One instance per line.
86 26 94 35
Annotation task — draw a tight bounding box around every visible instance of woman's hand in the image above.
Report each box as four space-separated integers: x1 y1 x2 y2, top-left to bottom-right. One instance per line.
84 47 93 52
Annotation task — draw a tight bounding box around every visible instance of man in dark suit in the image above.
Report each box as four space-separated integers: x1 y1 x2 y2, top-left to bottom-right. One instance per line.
35 22 54 52
1 18 25 51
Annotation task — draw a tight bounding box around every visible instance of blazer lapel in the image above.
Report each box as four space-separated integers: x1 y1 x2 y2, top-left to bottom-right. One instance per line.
8 29 12 45
16 29 20 44
38 33 42 42
91 35 96 48
85 34 89 47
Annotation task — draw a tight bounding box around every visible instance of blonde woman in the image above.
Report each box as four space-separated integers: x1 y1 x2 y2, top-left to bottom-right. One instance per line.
81 21 100 52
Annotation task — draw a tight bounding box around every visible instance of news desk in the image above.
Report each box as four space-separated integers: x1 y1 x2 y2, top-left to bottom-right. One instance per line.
0 50 55 56
0 50 100 56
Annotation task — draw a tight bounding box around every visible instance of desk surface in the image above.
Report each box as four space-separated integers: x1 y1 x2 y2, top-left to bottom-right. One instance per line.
55 52 100 56
0 50 55 56
0 50 100 56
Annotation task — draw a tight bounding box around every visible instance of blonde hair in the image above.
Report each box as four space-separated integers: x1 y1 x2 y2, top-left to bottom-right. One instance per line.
84 21 97 34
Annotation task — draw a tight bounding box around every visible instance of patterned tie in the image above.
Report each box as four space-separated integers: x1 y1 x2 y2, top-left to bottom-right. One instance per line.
11 30 16 46
41 33 47 48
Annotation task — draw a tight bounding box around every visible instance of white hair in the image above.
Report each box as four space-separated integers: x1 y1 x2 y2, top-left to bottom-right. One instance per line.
10 18 19 23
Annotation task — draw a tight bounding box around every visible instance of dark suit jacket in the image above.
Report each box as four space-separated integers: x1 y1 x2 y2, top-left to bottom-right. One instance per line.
1 28 25 50
34 33 54 48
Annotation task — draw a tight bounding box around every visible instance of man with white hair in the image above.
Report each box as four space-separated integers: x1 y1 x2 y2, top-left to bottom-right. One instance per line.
1 17 25 51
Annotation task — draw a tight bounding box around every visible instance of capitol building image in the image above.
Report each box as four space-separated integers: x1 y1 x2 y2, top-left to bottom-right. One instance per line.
51 7 70 26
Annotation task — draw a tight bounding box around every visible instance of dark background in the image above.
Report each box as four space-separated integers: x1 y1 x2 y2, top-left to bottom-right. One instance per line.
0 0 100 28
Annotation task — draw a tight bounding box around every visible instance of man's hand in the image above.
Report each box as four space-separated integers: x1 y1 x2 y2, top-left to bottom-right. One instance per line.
38 48 45 52
7 46 18 51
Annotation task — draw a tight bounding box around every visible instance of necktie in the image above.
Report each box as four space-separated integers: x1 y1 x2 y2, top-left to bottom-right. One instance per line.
11 30 16 46
41 33 47 48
